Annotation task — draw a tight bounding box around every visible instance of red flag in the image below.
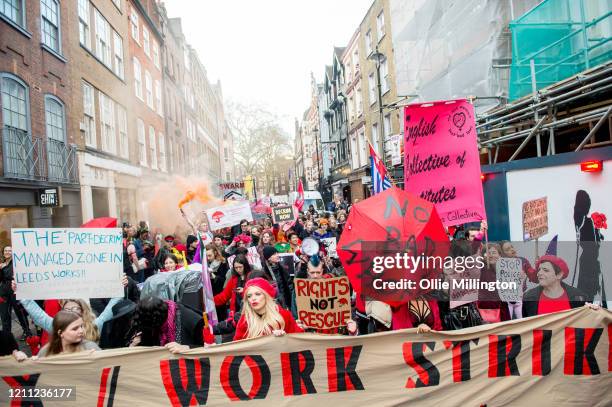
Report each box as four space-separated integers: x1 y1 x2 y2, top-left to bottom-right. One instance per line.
295 179 305 211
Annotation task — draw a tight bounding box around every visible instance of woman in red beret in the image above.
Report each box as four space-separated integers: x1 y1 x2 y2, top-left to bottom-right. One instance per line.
233 278 303 341
522 255 587 317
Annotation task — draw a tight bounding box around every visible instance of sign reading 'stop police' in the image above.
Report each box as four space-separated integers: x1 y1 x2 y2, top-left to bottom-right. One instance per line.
272 205 295 224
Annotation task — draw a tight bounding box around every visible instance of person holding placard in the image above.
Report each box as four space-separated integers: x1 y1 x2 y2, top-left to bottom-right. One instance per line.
0 245 32 338
233 278 303 341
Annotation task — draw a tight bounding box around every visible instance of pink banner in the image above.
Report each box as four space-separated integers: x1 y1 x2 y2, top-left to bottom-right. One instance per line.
403 99 485 226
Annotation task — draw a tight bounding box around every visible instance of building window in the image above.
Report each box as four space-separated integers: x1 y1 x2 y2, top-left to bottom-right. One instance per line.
94 9 111 67
380 57 389 94
130 8 139 43
44 96 65 142
226 171 230 182
145 71 153 108
78 0 90 49
383 113 392 139
148 125 157 169
356 87 362 116
371 123 379 154
117 105 128 159
154 80 162 116
142 26 150 56
223 147 228 160
350 135 358 170
137 118 146 166
113 31 124 79
152 40 160 68
99 92 116 154
82 81 96 147
1 74 28 131
1 0 25 27
158 132 166 171
133 57 142 100
358 129 367 167
40 0 60 53
368 73 376 105
376 10 385 41
365 29 372 55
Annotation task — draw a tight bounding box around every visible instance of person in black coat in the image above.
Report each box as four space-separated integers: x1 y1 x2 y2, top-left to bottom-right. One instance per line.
0 245 32 337
523 255 587 317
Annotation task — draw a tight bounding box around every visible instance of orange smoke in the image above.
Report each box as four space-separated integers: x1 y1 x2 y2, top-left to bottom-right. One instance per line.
178 190 196 209
178 183 215 209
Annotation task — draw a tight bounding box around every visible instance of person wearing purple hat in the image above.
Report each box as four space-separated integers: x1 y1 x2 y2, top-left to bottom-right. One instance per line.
233 278 303 341
522 255 587 317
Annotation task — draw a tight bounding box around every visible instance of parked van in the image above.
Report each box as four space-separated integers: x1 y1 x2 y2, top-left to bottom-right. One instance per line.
289 190 325 214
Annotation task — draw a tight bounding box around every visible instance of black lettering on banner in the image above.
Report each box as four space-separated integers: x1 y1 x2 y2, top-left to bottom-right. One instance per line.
327 346 364 392
221 355 271 401
1 373 42 407
532 330 552 376
281 350 317 396
564 327 602 375
160 358 211 407
403 342 440 388
488 335 521 377
443 339 479 382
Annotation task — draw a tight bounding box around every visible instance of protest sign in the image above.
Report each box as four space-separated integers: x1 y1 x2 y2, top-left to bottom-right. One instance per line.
295 276 351 329
388 134 402 166
403 99 485 227
11 228 123 300
522 197 548 241
246 246 263 270
449 258 482 308
496 257 524 302
272 205 296 224
1 307 609 406
321 237 338 258
278 253 296 278
206 200 253 231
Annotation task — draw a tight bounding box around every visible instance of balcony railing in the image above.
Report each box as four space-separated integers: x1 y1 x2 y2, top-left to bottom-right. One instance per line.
2 125 78 184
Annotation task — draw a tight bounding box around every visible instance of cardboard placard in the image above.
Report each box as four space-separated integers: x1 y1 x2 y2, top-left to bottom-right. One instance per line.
11 228 123 300
522 197 548 241
206 200 253 231
496 257 523 302
321 237 338 258
272 205 295 224
294 276 351 329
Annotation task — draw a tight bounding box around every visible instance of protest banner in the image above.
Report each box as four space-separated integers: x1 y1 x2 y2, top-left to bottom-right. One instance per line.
295 276 351 330
246 246 263 270
403 99 485 227
321 237 338 258
0 307 609 406
11 228 123 300
206 200 253 231
272 205 295 224
496 257 524 302
522 197 548 241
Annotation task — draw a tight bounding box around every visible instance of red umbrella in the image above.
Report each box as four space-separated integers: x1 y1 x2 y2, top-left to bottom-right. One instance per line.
81 217 118 228
337 187 448 306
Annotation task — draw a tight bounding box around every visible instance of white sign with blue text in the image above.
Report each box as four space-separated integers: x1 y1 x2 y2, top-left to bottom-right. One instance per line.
11 228 124 300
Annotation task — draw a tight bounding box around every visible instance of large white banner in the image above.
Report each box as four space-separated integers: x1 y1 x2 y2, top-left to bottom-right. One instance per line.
206 200 253 231
11 228 124 300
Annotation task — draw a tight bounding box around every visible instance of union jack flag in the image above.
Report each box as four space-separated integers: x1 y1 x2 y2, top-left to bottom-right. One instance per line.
370 142 392 194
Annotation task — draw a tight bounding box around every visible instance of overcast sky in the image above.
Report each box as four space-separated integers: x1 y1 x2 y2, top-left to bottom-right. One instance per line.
164 0 373 137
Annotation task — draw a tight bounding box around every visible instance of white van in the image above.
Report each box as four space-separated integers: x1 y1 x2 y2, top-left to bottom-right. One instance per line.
289 190 325 214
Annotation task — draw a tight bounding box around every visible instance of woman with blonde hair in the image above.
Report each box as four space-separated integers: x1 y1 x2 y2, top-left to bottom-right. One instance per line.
233 278 303 341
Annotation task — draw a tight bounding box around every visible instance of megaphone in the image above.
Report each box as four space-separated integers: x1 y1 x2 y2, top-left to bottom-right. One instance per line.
301 238 319 256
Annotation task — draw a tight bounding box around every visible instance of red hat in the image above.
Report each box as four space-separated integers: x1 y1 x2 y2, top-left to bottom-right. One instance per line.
243 277 276 299
535 255 569 279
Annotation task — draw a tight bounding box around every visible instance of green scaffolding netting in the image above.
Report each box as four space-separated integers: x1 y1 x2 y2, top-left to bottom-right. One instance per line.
509 0 612 100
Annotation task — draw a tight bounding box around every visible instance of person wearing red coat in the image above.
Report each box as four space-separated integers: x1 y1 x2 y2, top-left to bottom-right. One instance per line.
233 278 303 341
214 256 250 315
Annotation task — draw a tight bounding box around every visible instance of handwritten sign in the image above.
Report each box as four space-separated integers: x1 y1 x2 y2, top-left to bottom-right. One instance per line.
496 257 523 302
295 276 351 329
272 205 295 224
321 237 338 258
449 258 482 308
206 200 253 231
11 228 123 300
522 197 548 241
403 99 485 227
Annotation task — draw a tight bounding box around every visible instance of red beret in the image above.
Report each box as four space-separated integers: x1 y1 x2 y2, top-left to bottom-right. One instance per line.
243 277 276 299
535 255 569 279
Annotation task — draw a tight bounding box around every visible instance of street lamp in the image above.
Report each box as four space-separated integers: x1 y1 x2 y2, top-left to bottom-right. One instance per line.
369 47 387 164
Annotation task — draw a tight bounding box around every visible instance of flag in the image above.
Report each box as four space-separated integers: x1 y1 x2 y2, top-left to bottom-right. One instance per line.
370 142 392 194
295 179 305 211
